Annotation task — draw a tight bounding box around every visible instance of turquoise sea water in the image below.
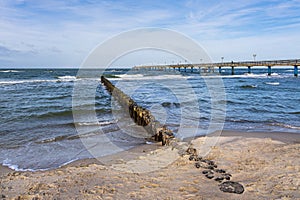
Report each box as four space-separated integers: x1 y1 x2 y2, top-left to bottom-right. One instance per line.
0 68 299 171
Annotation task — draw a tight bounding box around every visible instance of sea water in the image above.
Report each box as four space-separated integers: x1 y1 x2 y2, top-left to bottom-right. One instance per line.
0 68 299 171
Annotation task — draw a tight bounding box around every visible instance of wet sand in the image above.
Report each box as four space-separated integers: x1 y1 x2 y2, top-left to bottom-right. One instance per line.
1 131 299 199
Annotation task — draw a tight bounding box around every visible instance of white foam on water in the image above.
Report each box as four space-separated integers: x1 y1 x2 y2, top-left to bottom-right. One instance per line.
2 158 81 172
76 120 116 126
0 79 55 85
118 74 144 79
0 76 81 85
265 82 280 86
2 158 38 172
57 75 77 80
271 123 300 130
0 70 22 73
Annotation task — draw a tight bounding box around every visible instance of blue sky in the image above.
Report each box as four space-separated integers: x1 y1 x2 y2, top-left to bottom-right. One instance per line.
1 0 300 67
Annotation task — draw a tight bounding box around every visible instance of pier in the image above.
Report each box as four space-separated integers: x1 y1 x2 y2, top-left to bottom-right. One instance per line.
133 59 300 77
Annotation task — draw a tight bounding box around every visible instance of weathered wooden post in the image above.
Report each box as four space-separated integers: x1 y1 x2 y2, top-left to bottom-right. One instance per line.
268 66 271 76
248 66 251 74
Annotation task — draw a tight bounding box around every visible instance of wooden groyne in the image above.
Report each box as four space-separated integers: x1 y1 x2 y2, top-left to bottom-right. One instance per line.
101 76 174 145
100 75 245 194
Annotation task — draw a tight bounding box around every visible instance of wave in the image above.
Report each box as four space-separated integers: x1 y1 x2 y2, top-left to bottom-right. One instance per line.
2 159 38 172
35 107 110 119
56 76 77 81
0 70 21 73
2 158 79 172
265 82 280 86
118 74 144 79
0 79 55 85
75 120 116 126
45 94 71 100
35 110 73 119
36 121 116 144
36 135 70 144
269 123 300 130
226 118 269 123
0 76 93 85
0 78 75 85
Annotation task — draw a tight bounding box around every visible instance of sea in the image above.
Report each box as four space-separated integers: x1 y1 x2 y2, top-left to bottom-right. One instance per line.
0 68 299 171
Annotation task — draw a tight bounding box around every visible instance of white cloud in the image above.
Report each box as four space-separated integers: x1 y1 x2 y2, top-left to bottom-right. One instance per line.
0 0 299 67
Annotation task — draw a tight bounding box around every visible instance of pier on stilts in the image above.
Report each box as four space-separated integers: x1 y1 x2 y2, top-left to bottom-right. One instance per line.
133 59 300 77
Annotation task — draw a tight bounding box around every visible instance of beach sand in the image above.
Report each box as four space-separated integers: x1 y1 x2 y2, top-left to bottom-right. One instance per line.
1 131 299 200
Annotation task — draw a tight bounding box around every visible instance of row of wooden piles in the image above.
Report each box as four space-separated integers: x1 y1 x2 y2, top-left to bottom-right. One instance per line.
101 76 174 145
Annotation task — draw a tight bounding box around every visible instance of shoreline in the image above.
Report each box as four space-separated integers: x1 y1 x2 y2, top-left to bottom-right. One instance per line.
1 130 299 174
1 130 299 199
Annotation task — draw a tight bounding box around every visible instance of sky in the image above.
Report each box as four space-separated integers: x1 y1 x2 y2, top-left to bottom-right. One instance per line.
1 0 300 68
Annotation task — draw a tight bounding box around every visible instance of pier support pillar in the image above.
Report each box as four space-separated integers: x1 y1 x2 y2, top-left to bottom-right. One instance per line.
231 66 234 75
248 66 251 74
219 66 222 74
191 67 193 72
268 66 271 76
294 66 298 77
184 67 186 72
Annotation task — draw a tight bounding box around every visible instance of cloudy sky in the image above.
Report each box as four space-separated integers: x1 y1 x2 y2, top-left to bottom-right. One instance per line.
1 0 300 67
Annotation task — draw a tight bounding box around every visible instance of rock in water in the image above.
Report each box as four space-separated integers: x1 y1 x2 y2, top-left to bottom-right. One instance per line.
219 181 244 194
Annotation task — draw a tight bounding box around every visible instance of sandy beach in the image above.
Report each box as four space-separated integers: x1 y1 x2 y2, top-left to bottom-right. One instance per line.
1 131 299 200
